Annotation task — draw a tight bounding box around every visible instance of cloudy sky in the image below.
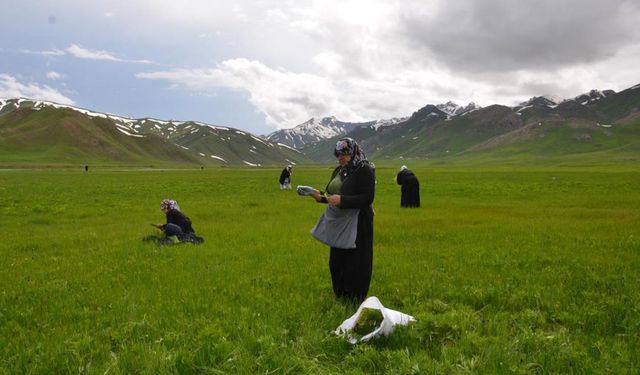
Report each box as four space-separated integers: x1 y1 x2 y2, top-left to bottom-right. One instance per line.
2 0 640 135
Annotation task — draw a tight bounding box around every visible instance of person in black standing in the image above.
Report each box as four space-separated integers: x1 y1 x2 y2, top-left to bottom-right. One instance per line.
279 165 292 190
306 138 375 303
396 165 420 208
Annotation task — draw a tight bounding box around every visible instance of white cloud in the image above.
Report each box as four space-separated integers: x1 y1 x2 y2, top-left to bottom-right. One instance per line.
66 44 152 64
266 8 288 22
131 0 638 131
20 44 153 64
19 48 65 56
19 0 638 131
46 71 63 80
0 74 75 104
137 58 470 129
66 44 119 61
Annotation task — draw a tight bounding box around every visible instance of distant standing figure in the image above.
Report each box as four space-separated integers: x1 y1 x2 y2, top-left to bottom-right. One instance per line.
84 165 89 172
396 165 420 208
279 165 293 190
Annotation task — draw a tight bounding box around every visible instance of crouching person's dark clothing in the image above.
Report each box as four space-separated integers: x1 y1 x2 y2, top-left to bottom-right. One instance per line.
163 209 194 234
161 209 203 243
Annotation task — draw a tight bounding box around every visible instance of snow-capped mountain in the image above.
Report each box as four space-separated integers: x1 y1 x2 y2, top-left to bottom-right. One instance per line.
266 117 373 148
267 116 410 148
436 101 482 116
515 90 618 110
370 117 409 130
518 95 562 108
570 89 616 105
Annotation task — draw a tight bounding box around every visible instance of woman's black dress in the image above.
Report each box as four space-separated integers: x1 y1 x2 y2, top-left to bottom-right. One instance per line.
396 170 420 208
320 164 375 303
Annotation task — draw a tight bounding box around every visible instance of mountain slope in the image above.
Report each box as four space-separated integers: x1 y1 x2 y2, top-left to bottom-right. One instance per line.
0 106 200 165
300 83 640 163
0 99 309 166
464 86 640 159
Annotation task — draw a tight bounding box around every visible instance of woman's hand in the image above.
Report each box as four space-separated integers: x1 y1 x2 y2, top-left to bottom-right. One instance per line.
310 190 322 202
327 194 341 206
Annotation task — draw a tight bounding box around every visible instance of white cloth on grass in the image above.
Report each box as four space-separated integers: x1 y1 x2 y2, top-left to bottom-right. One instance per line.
335 296 416 344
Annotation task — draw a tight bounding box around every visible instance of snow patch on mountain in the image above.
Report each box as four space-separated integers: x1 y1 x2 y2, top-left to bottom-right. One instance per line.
210 155 227 162
251 135 269 146
518 95 561 107
570 89 616 105
516 105 532 113
206 124 230 131
371 117 408 130
242 160 261 167
115 127 145 138
436 101 482 116
277 142 301 152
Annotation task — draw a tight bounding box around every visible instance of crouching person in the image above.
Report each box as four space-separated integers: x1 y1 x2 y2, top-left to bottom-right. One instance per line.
145 199 204 245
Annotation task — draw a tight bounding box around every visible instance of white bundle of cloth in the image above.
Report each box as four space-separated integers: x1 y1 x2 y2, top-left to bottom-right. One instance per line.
335 296 416 344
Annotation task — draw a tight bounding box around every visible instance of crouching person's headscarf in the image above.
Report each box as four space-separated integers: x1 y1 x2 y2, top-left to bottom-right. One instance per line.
160 199 180 211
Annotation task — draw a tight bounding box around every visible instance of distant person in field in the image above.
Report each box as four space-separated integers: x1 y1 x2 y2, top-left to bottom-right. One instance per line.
84 165 89 172
396 165 420 208
147 199 203 244
279 165 293 190
301 138 375 303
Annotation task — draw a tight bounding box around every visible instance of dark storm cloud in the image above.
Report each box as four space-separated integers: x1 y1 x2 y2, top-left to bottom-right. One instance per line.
399 0 640 73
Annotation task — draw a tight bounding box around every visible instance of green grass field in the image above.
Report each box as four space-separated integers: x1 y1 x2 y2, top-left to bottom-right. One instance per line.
1 165 639 373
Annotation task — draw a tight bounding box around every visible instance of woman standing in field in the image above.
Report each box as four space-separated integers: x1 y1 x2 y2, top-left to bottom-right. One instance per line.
279 165 293 190
304 138 375 303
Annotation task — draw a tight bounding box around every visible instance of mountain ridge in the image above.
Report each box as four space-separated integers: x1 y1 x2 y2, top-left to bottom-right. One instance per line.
299 83 640 163
1 82 638 166
0 98 309 166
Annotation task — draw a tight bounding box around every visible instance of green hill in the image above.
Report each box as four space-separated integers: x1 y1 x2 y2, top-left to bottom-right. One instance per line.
0 99 309 167
301 84 640 165
0 107 201 166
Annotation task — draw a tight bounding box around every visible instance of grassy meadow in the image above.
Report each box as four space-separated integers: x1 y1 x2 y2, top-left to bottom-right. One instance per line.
1 164 639 373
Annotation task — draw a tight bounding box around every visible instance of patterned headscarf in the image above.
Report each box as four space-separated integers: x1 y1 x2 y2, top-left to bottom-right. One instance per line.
160 199 180 211
334 137 368 173
400 165 408 171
